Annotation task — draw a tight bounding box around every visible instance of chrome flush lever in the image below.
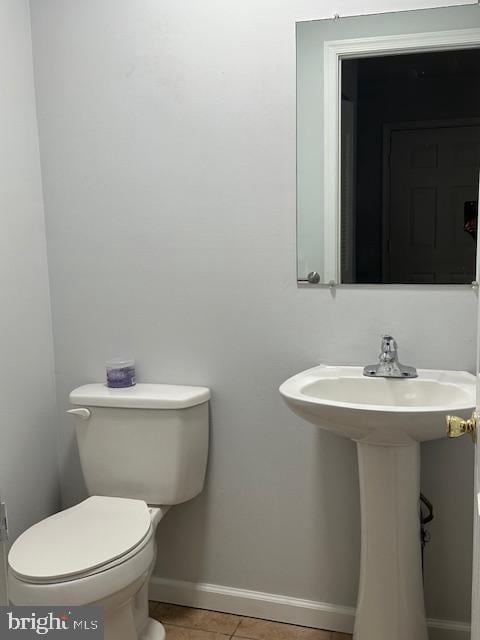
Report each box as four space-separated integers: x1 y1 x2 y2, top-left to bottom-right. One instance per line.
67 408 91 420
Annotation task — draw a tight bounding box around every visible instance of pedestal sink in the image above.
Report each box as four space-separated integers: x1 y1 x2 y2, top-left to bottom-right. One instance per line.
279 365 475 640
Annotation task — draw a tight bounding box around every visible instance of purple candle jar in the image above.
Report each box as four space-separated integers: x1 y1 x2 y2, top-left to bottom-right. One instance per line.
106 358 136 388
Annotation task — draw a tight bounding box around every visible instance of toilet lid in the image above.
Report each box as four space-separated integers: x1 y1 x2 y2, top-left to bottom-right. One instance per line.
9 496 152 581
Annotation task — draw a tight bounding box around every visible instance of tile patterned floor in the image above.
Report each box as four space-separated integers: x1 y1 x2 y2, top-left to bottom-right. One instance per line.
149 602 352 640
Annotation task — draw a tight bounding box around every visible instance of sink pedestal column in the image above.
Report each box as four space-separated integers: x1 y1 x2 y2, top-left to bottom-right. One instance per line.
354 440 428 640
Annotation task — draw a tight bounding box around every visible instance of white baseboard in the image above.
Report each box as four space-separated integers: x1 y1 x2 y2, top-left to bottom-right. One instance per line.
149 576 354 633
427 618 471 640
149 576 471 640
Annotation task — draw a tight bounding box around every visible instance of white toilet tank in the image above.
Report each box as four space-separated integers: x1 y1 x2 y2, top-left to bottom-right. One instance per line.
69 383 210 505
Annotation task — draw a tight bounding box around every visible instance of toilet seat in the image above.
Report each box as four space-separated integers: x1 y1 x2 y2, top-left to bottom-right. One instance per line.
9 496 152 583
8 533 155 607
8 503 167 608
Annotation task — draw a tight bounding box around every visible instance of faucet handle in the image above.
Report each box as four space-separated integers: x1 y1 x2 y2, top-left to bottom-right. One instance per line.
381 335 397 353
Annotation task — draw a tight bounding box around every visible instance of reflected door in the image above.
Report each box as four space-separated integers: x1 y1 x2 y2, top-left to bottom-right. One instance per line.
387 124 480 284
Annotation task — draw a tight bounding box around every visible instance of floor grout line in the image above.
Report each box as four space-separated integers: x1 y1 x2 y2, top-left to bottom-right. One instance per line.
231 617 243 637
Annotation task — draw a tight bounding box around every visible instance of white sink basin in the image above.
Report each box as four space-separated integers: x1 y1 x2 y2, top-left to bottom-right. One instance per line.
279 365 475 445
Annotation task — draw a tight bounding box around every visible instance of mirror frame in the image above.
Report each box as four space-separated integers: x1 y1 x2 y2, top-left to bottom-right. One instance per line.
297 20 480 285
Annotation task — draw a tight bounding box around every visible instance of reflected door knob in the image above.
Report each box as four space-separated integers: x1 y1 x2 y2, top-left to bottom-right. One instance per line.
446 413 477 443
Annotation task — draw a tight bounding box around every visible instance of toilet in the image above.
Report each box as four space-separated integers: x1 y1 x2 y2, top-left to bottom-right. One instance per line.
7 382 210 640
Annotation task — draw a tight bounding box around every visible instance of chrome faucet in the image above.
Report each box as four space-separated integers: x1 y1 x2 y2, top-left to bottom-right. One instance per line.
363 335 417 379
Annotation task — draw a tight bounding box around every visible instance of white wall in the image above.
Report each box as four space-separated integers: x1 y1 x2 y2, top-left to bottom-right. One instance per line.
29 0 477 625
0 0 59 544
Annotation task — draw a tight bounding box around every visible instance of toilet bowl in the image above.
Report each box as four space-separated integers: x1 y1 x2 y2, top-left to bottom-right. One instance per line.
8 383 210 640
9 497 169 640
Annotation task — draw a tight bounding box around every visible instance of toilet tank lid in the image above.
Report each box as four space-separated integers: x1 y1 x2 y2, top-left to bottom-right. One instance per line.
70 383 211 409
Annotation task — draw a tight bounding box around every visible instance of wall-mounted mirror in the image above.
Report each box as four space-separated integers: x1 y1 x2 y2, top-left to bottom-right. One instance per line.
297 4 480 284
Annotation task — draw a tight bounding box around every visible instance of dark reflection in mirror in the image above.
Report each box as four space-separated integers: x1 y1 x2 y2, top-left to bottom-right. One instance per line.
341 49 480 284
